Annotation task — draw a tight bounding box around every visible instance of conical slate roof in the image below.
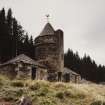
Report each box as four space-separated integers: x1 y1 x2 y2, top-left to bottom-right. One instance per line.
39 22 55 36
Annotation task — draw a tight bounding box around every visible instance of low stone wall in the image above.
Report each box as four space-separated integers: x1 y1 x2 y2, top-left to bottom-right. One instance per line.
0 65 17 79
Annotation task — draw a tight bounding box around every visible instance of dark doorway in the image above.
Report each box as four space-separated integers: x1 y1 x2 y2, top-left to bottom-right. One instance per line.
31 66 36 80
64 73 70 82
58 72 62 81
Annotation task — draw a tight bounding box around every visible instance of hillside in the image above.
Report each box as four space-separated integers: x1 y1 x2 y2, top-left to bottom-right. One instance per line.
0 75 105 105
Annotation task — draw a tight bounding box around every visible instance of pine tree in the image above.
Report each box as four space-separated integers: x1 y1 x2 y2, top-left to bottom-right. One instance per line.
29 36 35 59
0 8 8 62
23 33 30 56
0 8 6 61
12 17 25 56
12 18 18 57
6 8 13 59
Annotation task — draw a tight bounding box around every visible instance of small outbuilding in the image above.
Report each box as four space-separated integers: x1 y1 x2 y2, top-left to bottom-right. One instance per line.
63 67 81 83
0 54 47 80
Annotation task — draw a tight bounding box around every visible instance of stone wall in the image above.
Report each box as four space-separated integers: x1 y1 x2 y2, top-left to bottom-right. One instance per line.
0 65 17 79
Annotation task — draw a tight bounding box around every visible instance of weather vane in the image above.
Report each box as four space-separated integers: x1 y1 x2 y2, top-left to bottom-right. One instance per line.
46 14 50 23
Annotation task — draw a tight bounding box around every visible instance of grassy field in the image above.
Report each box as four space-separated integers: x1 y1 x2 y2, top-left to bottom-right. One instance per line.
0 75 105 105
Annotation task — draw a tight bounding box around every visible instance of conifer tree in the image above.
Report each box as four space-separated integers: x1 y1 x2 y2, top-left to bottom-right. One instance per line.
29 35 35 59
23 33 30 56
0 8 8 62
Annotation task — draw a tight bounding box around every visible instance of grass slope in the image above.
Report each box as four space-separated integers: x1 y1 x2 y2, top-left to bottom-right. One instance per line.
0 75 105 105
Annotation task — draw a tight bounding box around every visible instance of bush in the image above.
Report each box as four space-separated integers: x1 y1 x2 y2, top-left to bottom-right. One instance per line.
38 87 48 96
55 91 64 99
76 92 86 99
64 90 73 97
29 82 40 91
15 89 24 97
64 89 86 99
11 80 24 87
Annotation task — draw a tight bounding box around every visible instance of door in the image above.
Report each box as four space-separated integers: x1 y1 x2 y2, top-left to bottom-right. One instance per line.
31 66 36 80
64 73 70 82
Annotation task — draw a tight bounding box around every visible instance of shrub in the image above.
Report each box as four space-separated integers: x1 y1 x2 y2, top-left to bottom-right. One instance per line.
64 90 73 97
38 87 48 96
63 89 86 99
29 82 40 91
55 91 64 99
15 89 24 97
11 80 24 87
76 92 86 99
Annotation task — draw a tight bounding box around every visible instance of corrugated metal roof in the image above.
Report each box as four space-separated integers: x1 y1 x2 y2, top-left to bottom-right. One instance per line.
39 23 55 36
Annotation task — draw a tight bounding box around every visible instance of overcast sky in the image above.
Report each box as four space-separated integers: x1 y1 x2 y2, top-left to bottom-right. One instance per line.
0 0 105 65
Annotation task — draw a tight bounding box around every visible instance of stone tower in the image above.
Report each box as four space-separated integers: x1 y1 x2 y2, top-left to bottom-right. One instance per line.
35 22 64 81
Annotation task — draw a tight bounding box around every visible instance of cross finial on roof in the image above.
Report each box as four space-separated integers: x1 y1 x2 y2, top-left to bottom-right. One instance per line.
46 14 50 23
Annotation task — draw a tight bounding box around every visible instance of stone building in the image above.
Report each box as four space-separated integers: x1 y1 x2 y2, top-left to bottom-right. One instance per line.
0 22 81 83
35 22 64 81
63 67 81 83
0 54 47 80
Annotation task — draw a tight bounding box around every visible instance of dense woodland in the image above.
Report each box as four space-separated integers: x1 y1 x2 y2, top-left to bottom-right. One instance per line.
0 8 105 83
0 8 35 62
64 49 105 83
